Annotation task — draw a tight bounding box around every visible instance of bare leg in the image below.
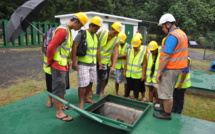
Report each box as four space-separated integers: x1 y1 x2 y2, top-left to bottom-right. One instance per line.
78 87 86 109
115 82 119 95
85 82 95 103
124 84 127 97
163 99 173 113
54 95 73 121
148 86 154 102
46 95 52 107
154 88 160 103
99 80 106 98
141 92 146 102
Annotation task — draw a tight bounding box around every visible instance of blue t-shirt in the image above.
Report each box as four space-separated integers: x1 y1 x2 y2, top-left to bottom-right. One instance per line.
163 27 179 54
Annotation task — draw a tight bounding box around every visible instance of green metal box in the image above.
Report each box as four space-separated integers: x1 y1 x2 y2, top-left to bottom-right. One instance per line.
85 94 151 132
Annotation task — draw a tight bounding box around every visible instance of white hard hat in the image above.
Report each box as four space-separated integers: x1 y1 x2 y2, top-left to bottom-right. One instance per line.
158 13 176 26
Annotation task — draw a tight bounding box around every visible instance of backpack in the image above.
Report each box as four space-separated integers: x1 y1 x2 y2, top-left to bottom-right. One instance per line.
43 27 57 55
76 30 87 56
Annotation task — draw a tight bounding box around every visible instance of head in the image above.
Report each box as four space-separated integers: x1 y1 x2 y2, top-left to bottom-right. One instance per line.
118 32 127 44
148 41 158 55
89 16 103 33
158 13 176 34
134 33 143 40
131 37 141 50
109 22 122 37
70 12 88 31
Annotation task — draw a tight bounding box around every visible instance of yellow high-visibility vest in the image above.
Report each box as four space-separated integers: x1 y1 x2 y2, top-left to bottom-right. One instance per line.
126 45 146 79
43 55 51 74
146 51 160 83
175 58 191 88
78 30 98 64
99 29 119 64
115 43 129 69
53 24 72 66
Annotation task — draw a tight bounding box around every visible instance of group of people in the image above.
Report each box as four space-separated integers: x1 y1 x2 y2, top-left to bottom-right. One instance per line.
42 12 190 121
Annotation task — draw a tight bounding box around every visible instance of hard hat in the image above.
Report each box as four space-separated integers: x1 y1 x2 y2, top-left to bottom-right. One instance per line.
158 13 176 26
111 22 122 32
148 41 158 51
74 12 88 25
118 32 127 42
134 33 143 40
161 37 166 45
90 16 103 27
131 37 141 47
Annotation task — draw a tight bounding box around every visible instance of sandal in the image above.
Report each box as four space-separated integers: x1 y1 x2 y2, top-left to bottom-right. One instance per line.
56 115 73 122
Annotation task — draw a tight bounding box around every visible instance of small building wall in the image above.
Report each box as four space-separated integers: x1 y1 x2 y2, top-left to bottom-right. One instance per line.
55 11 142 43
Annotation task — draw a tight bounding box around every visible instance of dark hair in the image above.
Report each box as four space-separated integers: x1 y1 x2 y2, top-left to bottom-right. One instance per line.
70 16 81 24
89 23 99 27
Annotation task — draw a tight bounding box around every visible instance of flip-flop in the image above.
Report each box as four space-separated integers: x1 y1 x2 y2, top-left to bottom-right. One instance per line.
56 115 73 122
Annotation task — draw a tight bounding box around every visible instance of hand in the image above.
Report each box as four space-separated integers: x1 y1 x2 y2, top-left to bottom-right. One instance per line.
72 62 78 70
156 72 162 83
141 75 146 81
177 83 182 89
98 62 102 70
122 71 126 77
110 67 115 74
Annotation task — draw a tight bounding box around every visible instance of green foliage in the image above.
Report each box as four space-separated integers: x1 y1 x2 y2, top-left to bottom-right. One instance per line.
1 0 215 37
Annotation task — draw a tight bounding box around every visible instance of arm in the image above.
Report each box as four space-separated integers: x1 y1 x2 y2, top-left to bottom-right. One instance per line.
71 32 82 70
122 52 128 77
118 54 126 59
96 45 102 69
156 53 171 83
177 71 188 89
110 42 120 73
141 54 147 81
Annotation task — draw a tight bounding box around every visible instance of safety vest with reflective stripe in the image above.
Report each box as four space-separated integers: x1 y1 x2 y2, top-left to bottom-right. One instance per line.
116 43 129 69
126 45 146 79
146 49 160 83
53 25 72 66
43 55 51 74
160 28 188 69
78 30 98 64
99 29 119 64
175 58 191 88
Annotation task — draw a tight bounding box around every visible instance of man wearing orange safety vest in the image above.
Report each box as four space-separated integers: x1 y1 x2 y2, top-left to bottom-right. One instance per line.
153 13 188 120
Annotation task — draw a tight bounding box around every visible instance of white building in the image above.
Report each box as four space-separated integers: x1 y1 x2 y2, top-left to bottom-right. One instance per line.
55 11 142 43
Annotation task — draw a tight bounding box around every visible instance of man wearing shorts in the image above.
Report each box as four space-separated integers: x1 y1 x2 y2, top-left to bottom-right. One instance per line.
72 16 103 109
153 13 188 120
47 12 88 121
97 22 122 98
115 32 130 96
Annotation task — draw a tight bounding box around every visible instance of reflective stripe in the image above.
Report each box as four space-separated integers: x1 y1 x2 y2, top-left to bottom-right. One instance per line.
116 61 124 64
86 53 96 57
101 49 113 53
174 47 188 53
169 56 188 62
127 63 141 67
59 45 70 51
99 30 107 43
61 54 68 58
177 79 190 83
147 68 158 71
88 47 97 50
127 69 142 73
101 55 110 59
146 75 156 78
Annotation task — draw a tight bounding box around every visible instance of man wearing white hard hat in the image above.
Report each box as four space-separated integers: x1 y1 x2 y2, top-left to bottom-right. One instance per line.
153 13 188 120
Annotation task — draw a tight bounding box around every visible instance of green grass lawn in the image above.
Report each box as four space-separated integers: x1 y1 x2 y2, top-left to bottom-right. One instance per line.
0 48 215 122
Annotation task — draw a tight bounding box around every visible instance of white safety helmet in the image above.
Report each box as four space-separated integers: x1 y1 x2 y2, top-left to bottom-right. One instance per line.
158 13 176 26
